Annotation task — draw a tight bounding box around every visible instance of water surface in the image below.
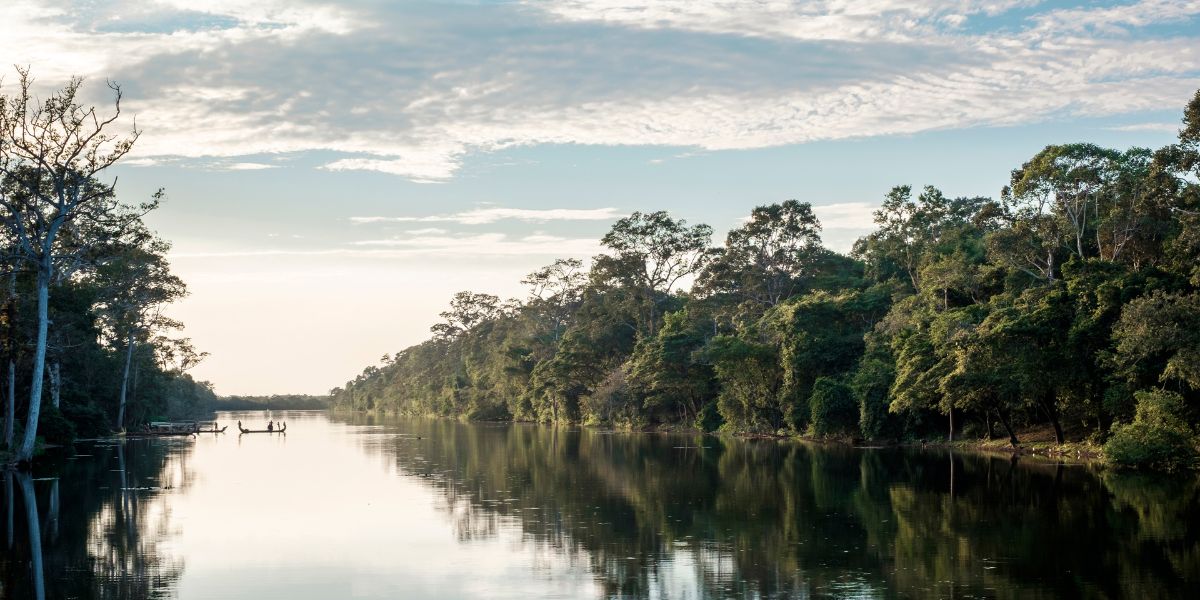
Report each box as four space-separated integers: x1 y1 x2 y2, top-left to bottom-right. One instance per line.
2 410 1198 599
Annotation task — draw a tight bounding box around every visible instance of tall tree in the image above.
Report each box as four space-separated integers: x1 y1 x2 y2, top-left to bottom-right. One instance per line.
697 199 826 308
0 70 141 462
430 291 503 340
91 235 187 430
522 258 586 342
594 210 711 335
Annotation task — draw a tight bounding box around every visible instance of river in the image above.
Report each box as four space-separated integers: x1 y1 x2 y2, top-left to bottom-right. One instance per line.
2 410 1197 599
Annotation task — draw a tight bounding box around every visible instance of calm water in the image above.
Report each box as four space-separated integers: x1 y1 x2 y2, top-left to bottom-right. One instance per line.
2 410 1199 599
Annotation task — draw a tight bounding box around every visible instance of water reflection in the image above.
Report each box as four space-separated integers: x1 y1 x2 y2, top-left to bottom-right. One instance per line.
344 415 1200 599
2 412 1198 599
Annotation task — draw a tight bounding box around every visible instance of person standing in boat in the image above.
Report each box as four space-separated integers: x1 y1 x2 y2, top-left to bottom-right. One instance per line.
267 420 274 432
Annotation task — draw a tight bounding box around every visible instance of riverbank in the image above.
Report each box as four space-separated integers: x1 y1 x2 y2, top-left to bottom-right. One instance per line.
333 408 1113 467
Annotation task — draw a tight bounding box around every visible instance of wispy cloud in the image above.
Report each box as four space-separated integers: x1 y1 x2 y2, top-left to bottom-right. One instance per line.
171 234 603 259
349 207 622 225
525 0 1038 42
4 0 1197 182
1104 122 1183 133
352 232 602 256
225 162 276 170
813 202 878 230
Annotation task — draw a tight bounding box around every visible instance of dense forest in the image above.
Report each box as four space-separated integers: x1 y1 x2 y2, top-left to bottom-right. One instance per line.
0 71 215 464
334 91 1200 470
214 394 331 411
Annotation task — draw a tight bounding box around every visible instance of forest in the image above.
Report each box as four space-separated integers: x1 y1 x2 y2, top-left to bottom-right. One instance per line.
0 71 215 465
333 90 1200 470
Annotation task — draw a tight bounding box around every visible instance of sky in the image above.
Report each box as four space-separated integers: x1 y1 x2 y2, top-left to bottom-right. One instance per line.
1 0 1197 395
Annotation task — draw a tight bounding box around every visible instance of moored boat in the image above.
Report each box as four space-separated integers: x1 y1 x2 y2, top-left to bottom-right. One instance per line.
236 421 286 434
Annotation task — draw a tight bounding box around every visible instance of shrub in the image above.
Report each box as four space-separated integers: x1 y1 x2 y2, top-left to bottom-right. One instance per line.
1105 390 1198 471
37 405 77 445
694 401 723 432
809 377 858 437
62 402 112 438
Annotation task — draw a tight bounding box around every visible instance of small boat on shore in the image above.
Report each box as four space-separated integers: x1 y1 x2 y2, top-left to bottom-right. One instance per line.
237 421 286 434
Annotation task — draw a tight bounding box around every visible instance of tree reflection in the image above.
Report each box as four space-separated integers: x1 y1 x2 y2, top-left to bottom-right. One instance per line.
2 438 190 599
345 414 1200 599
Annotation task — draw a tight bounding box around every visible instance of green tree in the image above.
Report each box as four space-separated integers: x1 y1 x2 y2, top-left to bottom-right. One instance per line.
0 71 143 462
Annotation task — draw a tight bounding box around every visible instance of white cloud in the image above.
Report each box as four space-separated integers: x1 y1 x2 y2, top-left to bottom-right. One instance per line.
1104 122 1182 133
525 0 1039 42
350 207 622 225
225 162 275 170
3 0 1197 182
351 232 604 256
812 202 878 230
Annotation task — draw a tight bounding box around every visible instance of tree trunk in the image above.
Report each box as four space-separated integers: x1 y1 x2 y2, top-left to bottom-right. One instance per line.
4 470 12 550
997 409 1019 446
48 362 61 409
985 412 996 440
116 333 136 431
4 359 13 450
18 472 46 600
947 405 955 442
1040 393 1065 444
16 269 51 463
4 271 14 450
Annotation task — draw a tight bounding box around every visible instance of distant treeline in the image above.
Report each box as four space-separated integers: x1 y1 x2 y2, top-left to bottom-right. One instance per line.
333 92 1200 470
213 394 331 410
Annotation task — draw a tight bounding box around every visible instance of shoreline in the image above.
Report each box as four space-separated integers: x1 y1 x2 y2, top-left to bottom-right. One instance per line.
329 408 1111 466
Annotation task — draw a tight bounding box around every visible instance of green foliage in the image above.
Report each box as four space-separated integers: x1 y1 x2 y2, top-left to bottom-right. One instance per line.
61 403 112 439
37 405 76 445
1111 290 1200 391
853 350 895 440
626 309 716 425
694 401 723 432
330 91 1200 470
701 334 781 432
214 394 330 410
809 377 857 437
1105 390 1199 471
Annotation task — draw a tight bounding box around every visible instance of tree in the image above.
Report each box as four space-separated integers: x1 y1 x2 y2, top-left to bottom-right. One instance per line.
1111 290 1200 392
1008 144 1121 263
0 70 141 463
625 309 715 424
91 235 188 430
522 258 586 341
595 211 712 335
431 291 502 340
697 200 825 307
857 185 989 288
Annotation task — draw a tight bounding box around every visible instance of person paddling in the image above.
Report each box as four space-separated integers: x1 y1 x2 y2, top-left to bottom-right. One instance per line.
267 420 274 432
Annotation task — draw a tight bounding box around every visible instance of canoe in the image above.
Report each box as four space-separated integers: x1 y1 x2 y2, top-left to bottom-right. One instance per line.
197 426 228 433
237 423 286 434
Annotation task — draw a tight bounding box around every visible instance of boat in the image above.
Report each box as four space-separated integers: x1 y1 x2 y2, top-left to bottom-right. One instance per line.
236 421 286 434
198 426 227 433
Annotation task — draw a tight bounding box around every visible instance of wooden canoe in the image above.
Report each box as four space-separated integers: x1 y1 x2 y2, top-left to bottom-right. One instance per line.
237 422 286 434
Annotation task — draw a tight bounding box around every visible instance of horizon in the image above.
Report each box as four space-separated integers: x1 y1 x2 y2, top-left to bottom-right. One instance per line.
3 0 1196 395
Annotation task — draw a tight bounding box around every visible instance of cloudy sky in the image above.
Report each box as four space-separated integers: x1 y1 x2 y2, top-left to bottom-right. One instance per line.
2 0 1196 395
